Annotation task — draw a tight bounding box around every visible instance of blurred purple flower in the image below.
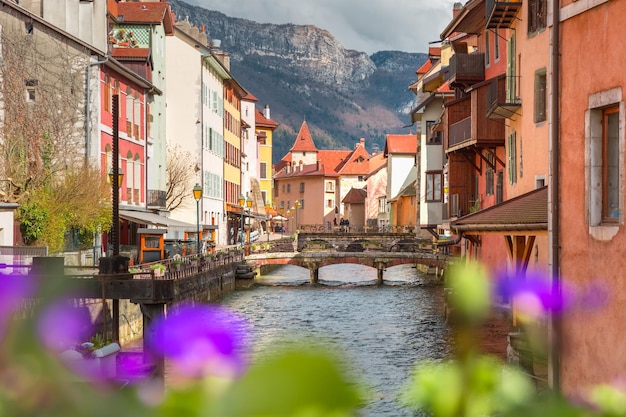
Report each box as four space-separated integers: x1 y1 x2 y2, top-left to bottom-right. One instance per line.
37 298 94 352
494 268 571 320
0 273 37 339
494 268 608 321
146 303 250 378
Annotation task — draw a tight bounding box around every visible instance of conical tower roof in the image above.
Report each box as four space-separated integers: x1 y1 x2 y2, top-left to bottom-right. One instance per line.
290 121 318 152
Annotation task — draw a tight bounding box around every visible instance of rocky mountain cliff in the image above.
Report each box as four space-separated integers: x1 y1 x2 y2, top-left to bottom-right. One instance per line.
169 0 427 162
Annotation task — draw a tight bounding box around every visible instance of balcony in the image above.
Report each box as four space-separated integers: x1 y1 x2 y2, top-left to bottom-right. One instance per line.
486 75 521 119
147 189 167 209
444 83 506 152
486 0 522 29
448 53 485 89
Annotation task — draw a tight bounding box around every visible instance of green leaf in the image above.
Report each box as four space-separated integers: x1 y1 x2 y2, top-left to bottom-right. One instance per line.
213 347 362 417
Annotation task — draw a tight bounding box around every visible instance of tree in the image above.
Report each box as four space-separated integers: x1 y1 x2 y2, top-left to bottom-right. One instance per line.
166 144 197 211
0 13 112 250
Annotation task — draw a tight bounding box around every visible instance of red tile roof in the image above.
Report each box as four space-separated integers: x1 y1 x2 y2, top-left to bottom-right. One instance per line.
317 150 351 172
255 109 278 129
274 161 339 179
336 140 371 175
428 46 441 57
117 2 174 35
243 92 258 102
437 80 453 93
416 59 433 75
112 48 150 60
290 121 318 152
384 134 417 155
367 152 387 175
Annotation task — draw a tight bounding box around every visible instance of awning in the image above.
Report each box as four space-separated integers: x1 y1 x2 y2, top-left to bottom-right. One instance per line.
119 210 196 230
451 186 548 234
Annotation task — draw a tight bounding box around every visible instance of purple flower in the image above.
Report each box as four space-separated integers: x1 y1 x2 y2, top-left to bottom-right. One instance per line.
146 303 250 378
493 268 609 322
0 273 36 338
37 298 94 352
494 268 571 321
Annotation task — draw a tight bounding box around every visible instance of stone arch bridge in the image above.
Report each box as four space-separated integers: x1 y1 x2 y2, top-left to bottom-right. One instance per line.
245 251 448 284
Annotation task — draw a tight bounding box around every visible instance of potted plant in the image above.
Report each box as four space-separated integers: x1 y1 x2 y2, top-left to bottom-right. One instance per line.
171 260 185 271
61 334 121 380
150 263 166 277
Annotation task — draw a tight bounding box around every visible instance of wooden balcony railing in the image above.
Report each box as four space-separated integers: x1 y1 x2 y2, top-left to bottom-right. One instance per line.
449 117 472 148
448 53 485 86
486 75 521 119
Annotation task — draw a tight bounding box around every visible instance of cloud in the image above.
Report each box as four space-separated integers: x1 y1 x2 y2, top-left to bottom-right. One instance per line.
188 0 458 54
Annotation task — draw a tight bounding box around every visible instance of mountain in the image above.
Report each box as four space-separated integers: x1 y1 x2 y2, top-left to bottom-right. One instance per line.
168 0 427 163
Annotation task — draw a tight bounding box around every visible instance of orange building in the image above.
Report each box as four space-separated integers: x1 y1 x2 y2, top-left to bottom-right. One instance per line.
274 122 373 231
557 0 626 397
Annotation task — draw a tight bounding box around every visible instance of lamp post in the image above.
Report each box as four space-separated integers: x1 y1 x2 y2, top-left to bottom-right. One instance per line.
265 203 271 243
238 194 245 248
108 167 124 256
287 209 292 234
193 184 203 256
295 200 301 232
245 196 253 255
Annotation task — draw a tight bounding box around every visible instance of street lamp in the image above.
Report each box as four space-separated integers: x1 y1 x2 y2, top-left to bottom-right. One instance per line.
287 209 292 234
238 194 245 247
245 196 253 254
265 203 271 243
193 183 203 256
295 200 301 232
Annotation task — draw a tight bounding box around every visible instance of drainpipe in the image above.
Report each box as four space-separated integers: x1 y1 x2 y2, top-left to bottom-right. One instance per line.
85 55 109 163
550 0 561 393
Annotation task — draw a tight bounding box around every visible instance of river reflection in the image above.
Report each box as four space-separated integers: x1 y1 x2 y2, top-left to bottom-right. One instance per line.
220 264 452 417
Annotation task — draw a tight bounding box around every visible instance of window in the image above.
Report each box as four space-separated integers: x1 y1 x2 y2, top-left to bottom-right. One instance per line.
496 171 504 204
104 75 111 112
299 200 304 209
326 181 334 192
528 0 547 34
282 184 285 193
585 90 618 228
260 162 267 179
534 70 547 123
287 184 291 193
327 199 333 208
507 131 517 185
603 106 620 221
299 182 304 193
494 30 500 62
25 79 38 102
425 171 442 202
280 201 285 209
358 175 365 181
25 22 33 34
485 31 490 67
485 152 495 196
378 197 387 214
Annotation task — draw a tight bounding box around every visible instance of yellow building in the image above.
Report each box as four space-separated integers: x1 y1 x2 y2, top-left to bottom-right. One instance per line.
223 77 247 245
255 105 278 207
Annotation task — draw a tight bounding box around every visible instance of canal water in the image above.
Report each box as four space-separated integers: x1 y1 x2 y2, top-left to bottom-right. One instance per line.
220 264 453 417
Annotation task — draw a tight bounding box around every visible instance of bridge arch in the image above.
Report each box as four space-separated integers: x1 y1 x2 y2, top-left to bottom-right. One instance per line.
247 251 447 285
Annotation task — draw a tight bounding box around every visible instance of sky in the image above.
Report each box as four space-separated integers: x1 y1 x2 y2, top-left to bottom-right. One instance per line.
185 0 460 55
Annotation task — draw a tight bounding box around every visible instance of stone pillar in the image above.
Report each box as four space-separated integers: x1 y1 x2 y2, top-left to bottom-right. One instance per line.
310 267 319 284
377 267 384 285
140 303 166 383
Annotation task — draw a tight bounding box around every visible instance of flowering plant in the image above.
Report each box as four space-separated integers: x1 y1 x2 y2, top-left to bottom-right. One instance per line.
0 263 622 417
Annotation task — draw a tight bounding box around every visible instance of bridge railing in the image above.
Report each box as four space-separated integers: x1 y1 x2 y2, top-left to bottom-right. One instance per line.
298 224 414 234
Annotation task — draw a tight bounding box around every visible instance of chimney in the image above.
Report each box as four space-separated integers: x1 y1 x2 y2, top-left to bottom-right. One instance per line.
264 104 271 120
453 2 463 18
214 52 230 71
360 138 365 146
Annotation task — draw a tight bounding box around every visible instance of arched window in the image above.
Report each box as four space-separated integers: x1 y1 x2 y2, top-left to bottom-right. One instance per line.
126 151 134 203
134 153 141 204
